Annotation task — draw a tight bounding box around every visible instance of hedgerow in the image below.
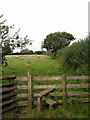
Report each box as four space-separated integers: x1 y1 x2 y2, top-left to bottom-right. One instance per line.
56 37 89 71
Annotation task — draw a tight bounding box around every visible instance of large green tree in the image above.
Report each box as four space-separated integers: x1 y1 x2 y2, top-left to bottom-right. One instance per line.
42 32 75 53
0 15 32 66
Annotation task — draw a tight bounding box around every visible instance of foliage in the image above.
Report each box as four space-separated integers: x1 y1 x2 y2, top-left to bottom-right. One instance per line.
0 15 32 66
34 51 44 55
57 37 89 70
20 49 33 54
42 31 75 53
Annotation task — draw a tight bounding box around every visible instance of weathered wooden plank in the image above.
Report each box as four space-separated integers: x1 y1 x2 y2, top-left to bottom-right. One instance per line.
0 76 89 81
0 75 16 80
1 103 17 113
45 99 57 105
32 76 63 81
34 88 55 97
32 76 89 81
15 77 27 81
0 99 16 106
0 92 17 100
65 76 90 80
67 84 89 88
27 66 32 109
77 98 90 102
33 85 63 89
67 92 90 96
17 85 28 90
0 81 16 87
61 78 67 103
50 92 64 96
56 99 64 103
0 86 16 93
18 101 28 106
33 84 89 89
50 92 90 96
57 98 90 103
17 93 28 98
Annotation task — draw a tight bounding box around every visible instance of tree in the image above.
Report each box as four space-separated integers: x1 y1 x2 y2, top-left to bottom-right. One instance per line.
20 49 33 54
0 15 32 66
34 51 44 55
42 32 75 53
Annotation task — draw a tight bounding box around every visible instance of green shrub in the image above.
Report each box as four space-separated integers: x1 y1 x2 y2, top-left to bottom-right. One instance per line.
34 51 44 55
57 37 89 70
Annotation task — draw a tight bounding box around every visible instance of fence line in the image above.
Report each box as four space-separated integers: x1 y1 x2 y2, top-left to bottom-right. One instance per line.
16 75 89 109
1 74 89 112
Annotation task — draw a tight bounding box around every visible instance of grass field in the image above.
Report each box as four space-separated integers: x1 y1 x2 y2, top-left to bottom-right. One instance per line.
2 55 89 119
3 55 62 76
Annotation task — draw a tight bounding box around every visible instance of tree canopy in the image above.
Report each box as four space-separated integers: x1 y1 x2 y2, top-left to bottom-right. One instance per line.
0 15 32 66
42 32 75 52
20 49 33 54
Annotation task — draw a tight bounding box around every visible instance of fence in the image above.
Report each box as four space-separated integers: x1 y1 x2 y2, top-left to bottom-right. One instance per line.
16 75 90 111
1 75 89 112
0 76 17 113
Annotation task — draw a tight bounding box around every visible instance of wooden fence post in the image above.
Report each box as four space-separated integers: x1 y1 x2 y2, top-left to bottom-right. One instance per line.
27 62 32 109
62 76 67 103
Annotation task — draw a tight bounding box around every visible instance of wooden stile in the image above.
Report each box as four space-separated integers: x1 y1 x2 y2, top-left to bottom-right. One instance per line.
34 88 55 112
2 75 89 112
34 88 55 97
32 75 90 111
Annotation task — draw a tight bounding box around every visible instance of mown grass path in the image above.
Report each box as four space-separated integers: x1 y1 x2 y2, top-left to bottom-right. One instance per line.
3 55 62 76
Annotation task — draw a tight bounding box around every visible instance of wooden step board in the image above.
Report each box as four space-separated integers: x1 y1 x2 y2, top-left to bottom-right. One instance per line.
34 88 55 112
45 99 57 105
45 99 57 110
34 88 55 98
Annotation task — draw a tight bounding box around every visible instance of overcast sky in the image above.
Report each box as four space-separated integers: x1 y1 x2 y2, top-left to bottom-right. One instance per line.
0 0 89 52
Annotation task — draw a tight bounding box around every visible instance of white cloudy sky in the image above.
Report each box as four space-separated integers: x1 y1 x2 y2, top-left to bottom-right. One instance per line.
0 0 89 52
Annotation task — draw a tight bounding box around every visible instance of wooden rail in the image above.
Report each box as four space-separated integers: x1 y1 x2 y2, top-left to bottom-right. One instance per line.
32 76 89 81
32 75 89 111
15 77 29 107
16 75 89 112
0 76 17 113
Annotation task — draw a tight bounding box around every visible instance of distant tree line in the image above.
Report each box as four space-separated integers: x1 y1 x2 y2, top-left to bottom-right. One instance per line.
10 49 46 55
